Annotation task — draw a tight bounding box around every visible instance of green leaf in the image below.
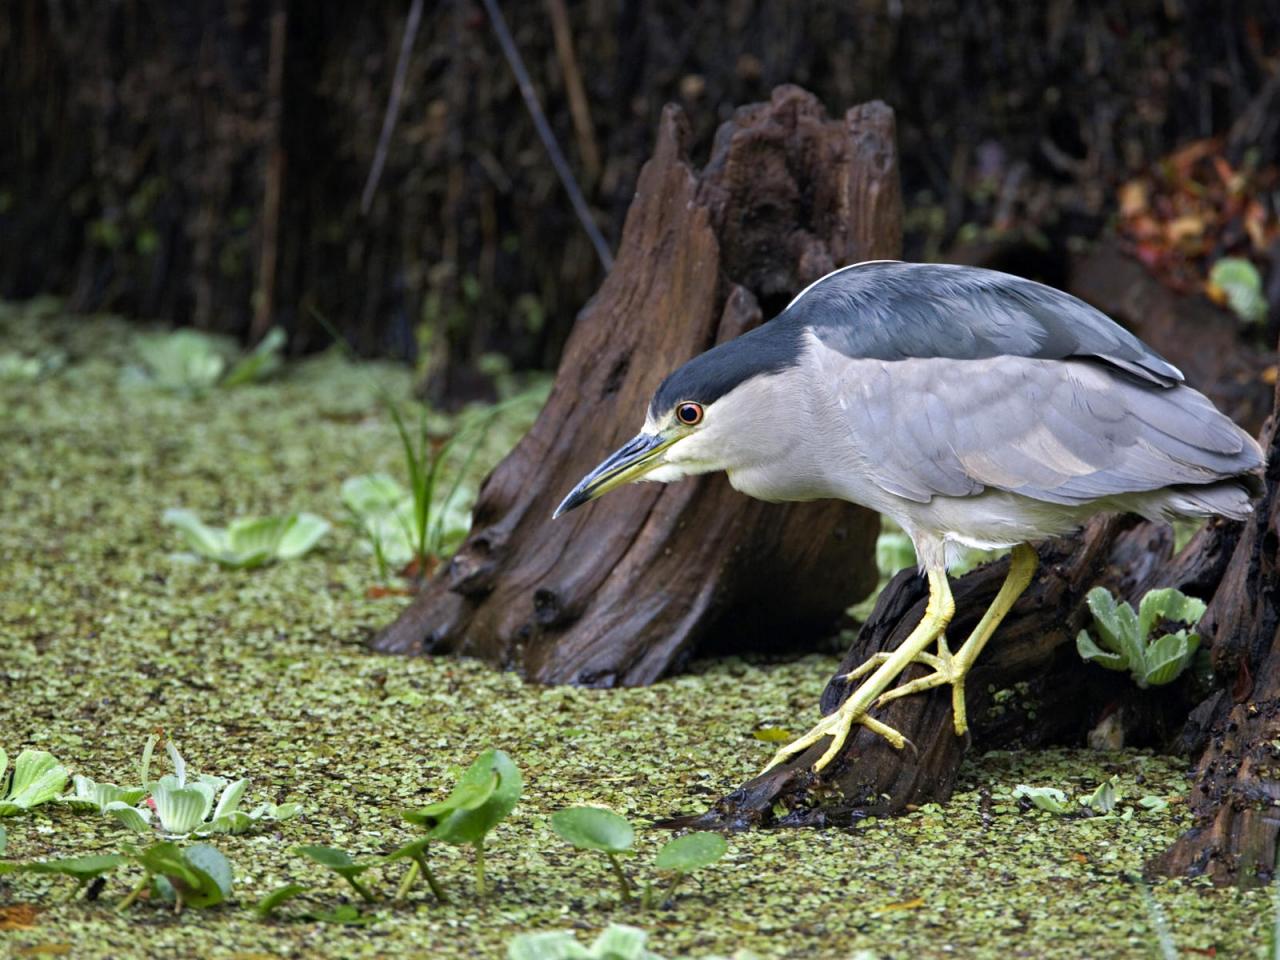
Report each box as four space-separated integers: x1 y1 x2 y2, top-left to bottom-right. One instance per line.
1075 629 1128 672
506 931 593 960
1142 631 1201 687
385 836 432 863
183 844 234 904
61 775 147 813
152 780 215 836
163 508 230 561
256 882 308 918
654 832 728 873
294 844 374 879
403 771 498 828
425 750 522 846
222 326 287 387
135 841 229 908
104 800 152 832
225 516 292 565
1137 588 1206 640
135 330 229 393
588 924 654 959
0 824 6 857
19 853 129 880
211 778 249 821
1083 588 1126 656
1080 777 1120 814
1 749 69 814
1011 784 1072 814
1210 257 1267 325
276 513 331 559
341 474 409 517
550 807 635 854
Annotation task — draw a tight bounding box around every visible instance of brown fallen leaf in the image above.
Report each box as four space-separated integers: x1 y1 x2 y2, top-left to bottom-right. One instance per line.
878 897 925 912
15 945 73 957
0 904 41 931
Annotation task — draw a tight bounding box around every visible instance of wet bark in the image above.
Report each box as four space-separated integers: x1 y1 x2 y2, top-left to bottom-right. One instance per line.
689 515 1236 829
372 87 898 685
1153 397 1280 886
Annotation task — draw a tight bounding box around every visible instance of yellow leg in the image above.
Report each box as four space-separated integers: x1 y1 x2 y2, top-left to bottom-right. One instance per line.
875 543 1039 735
762 568 955 774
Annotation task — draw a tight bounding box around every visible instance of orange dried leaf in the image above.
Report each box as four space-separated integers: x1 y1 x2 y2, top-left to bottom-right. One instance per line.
878 896 926 912
0 904 41 931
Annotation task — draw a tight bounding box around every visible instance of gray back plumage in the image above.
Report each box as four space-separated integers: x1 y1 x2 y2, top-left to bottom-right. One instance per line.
784 261 1183 387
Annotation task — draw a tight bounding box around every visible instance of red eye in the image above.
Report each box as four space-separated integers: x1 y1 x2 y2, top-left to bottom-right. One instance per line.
676 402 703 426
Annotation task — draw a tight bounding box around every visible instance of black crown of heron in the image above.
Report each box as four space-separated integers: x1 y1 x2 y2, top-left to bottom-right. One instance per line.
555 261 1264 773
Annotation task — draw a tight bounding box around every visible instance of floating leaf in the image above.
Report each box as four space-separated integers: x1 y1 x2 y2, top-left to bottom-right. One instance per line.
18 854 128 881
60 775 147 813
550 807 634 854
654 832 728 873
164 508 328 568
1012 785 1072 815
255 882 308 918
0 750 69 816
750 727 793 743
1080 778 1120 814
134 330 229 394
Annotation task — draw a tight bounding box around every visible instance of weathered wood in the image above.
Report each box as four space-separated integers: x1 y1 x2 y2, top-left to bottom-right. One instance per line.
1153 397 1280 886
372 88 898 685
690 512 1241 830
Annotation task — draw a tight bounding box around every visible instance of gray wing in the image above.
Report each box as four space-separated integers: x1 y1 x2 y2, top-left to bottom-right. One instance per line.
831 354 1260 506
784 261 1184 387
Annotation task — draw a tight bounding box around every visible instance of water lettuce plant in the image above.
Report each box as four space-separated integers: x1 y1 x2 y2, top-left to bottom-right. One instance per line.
551 805 727 909
506 925 765 960
507 924 662 960
105 739 300 838
60 774 147 813
0 748 69 816
1012 777 1123 817
1076 586 1206 688
132 326 287 394
401 748 522 897
164 507 330 569
341 472 471 578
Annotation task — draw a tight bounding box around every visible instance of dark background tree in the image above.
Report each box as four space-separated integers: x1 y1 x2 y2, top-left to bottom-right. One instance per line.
3 1 1277 400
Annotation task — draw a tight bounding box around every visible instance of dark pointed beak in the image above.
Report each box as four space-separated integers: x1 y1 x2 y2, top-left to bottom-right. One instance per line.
553 432 674 518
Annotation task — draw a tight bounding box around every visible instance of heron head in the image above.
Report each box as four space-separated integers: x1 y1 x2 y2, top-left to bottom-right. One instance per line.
553 326 802 518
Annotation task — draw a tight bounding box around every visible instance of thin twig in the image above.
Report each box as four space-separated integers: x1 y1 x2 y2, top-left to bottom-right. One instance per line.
251 2 288 340
480 0 614 271
544 0 601 180
361 0 425 215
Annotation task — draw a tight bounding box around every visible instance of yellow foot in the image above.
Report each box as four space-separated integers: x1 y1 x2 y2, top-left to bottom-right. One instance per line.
840 645 949 684
873 658 969 736
761 700 911 775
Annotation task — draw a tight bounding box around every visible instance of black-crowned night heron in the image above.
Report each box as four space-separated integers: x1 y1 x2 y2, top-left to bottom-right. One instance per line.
554 261 1264 773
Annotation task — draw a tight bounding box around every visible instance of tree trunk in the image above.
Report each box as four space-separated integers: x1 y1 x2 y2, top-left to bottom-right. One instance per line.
372 87 898 685
1152 396 1280 886
688 515 1239 828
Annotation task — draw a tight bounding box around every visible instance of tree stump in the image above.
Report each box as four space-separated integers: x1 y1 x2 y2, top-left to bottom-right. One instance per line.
688 515 1239 829
372 87 898 685
1153 393 1280 886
